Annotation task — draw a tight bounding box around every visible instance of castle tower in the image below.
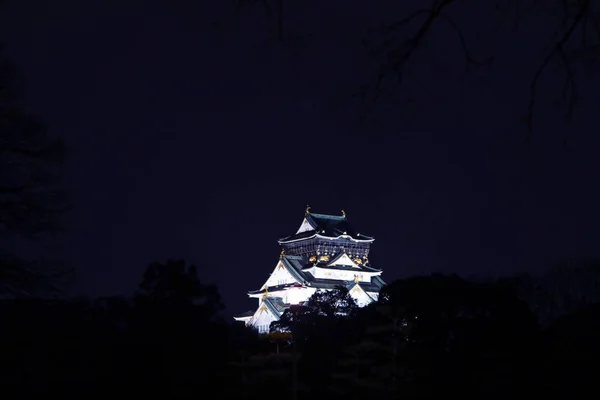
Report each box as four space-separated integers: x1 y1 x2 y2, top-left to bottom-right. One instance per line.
233 208 385 333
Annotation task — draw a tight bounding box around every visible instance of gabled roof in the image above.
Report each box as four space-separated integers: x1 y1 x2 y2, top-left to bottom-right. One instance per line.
372 275 386 287
248 255 309 296
307 262 382 273
280 255 310 283
247 255 385 297
264 297 288 317
307 277 385 293
301 253 381 273
327 252 360 268
288 253 381 274
347 282 376 303
278 211 374 243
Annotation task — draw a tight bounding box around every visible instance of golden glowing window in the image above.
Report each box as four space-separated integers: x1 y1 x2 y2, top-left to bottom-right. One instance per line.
319 255 330 262
309 255 317 262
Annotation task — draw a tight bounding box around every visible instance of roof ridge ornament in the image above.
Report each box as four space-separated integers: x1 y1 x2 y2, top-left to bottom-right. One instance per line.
341 209 346 218
279 249 285 259
305 205 311 216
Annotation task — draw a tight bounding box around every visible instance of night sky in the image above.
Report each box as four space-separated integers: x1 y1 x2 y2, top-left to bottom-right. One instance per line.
1 0 599 316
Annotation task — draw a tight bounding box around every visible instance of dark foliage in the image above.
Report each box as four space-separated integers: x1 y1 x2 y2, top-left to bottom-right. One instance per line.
0 268 598 399
0 51 67 237
0 260 229 398
0 49 70 297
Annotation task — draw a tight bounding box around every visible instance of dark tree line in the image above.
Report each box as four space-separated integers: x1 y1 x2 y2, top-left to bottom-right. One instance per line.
0 258 599 398
0 260 228 397
263 269 599 399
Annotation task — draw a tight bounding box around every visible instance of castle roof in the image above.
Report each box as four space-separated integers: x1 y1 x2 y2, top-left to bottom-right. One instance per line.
310 277 384 292
283 254 380 279
306 262 381 273
248 255 385 296
263 296 288 316
249 276 385 296
278 211 374 243
322 252 381 272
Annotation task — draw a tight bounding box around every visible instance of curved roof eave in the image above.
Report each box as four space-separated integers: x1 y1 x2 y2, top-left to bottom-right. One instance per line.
278 233 374 244
311 264 381 274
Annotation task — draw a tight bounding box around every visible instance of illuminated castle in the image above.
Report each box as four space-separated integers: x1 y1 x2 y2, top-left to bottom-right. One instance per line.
234 207 385 333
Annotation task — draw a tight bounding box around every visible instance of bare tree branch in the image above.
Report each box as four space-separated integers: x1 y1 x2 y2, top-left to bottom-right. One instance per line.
360 1 464 121
233 0 600 139
526 0 590 139
437 12 494 73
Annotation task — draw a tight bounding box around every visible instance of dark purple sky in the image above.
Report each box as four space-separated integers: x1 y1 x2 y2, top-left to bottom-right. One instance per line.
1 0 599 315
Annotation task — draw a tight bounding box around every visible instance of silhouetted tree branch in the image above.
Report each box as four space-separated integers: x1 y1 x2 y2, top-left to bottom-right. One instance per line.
366 0 598 135
526 0 591 139
233 0 600 138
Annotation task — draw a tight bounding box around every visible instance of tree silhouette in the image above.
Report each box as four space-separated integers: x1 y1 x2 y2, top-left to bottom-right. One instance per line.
269 287 360 396
0 49 70 297
331 274 541 398
304 285 358 318
0 269 598 397
500 259 600 327
127 260 229 396
544 302 600 396
0 52 67 237
136 259 224 319
271 286 358 338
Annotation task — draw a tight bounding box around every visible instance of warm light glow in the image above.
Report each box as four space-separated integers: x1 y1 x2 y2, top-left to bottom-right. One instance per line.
319 255 330 262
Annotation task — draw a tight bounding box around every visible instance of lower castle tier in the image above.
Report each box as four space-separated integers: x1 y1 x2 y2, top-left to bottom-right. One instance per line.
234 209 385 333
